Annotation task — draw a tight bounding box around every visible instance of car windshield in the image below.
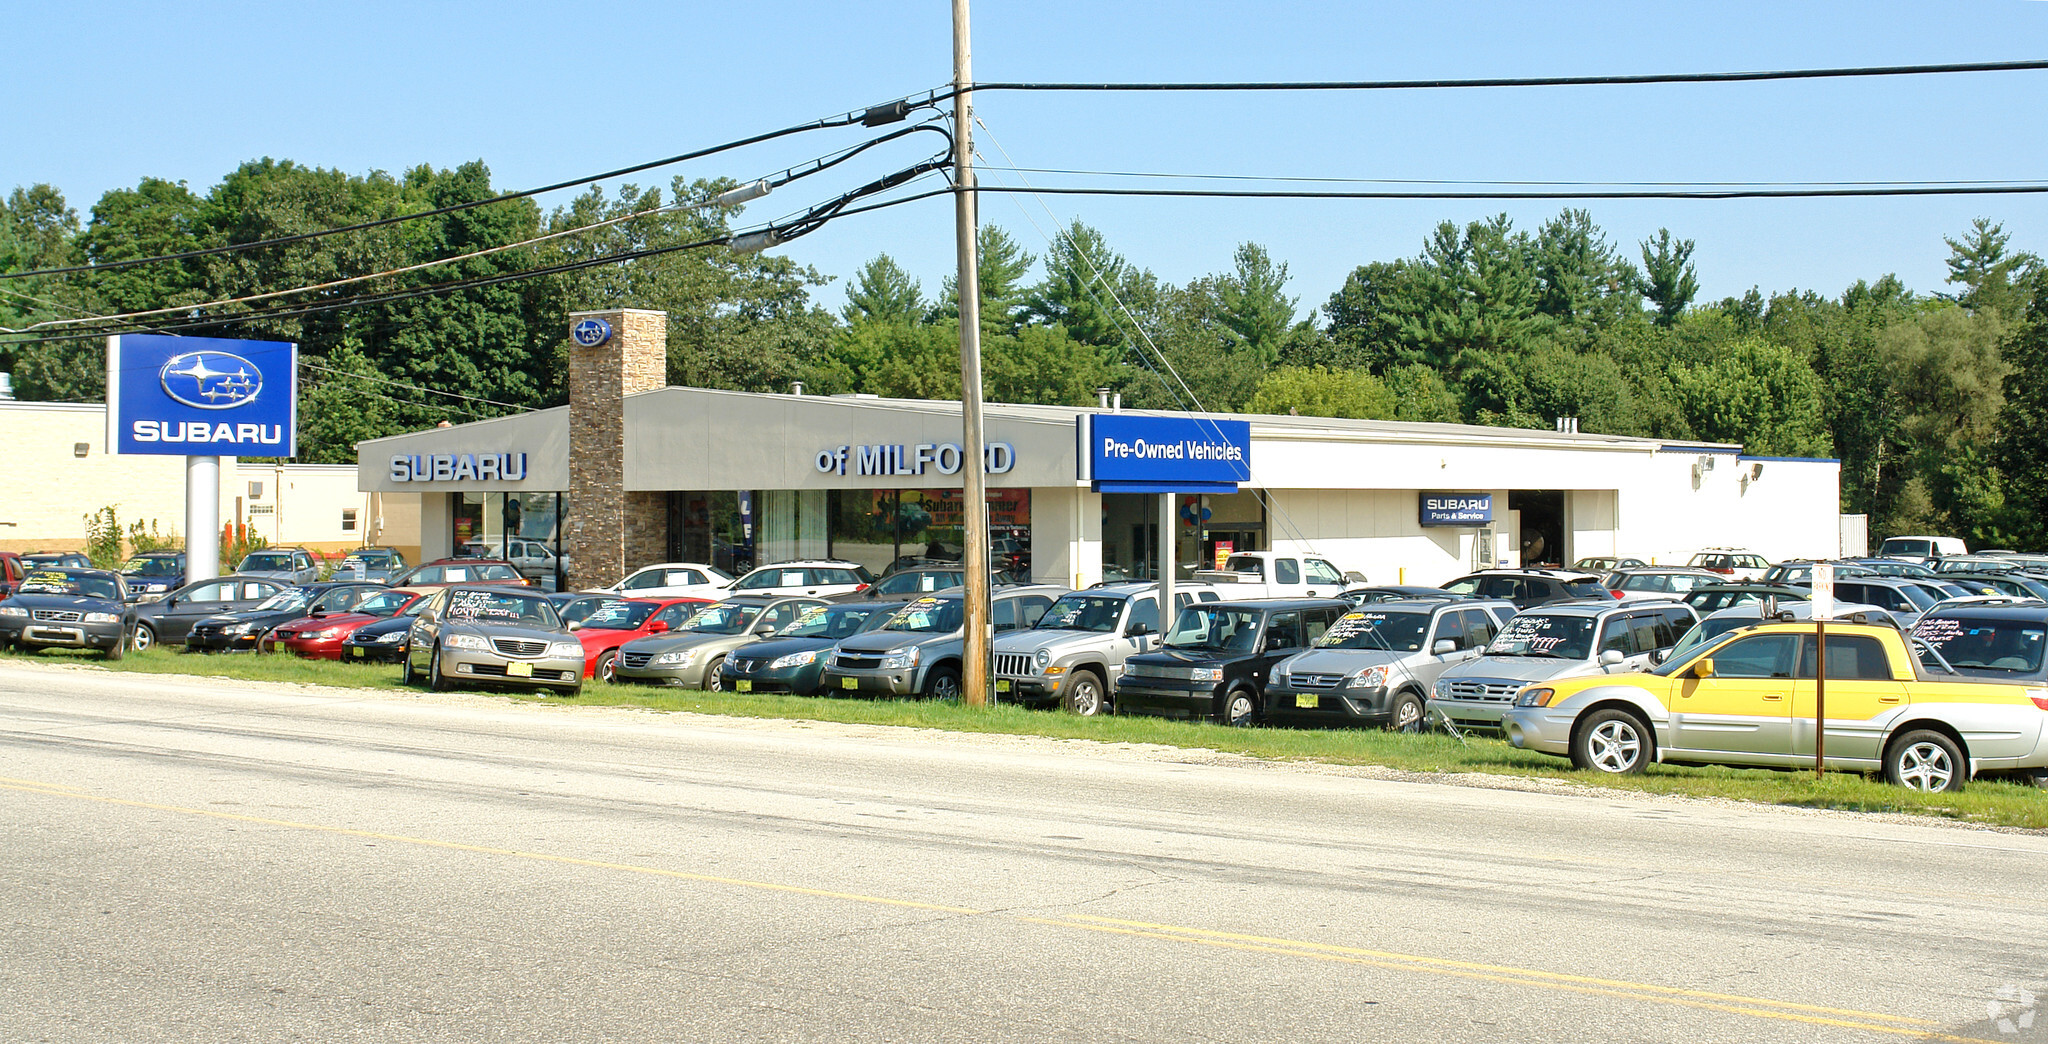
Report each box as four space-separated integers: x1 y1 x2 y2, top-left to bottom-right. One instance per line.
682 603 766 634
240 552 295 571
1036 594 1128 633
18 570 119 599
1163 606 1263 651
444 589 559 628
581 600 659 630
1316 610 1430 651
1913 616 2048 674
1654 617 1760 673
1895 584 1938 610
778 603 891 639
343 552 396 568
558 597 611 626
255 588 313 613
120 556 182 576
350 589 417 617
875 571 956 595
1486 614 1595 659
884 597 965 634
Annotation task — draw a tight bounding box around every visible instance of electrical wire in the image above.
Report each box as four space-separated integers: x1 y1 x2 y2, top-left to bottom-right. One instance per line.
969 183 2048 201
0 93 948 283
979 166 2048 190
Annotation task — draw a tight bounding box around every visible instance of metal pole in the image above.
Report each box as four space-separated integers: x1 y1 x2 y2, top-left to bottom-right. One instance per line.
185 455 220 585
1158 493 1176 633
1814 618 1827 779
953 0 992 708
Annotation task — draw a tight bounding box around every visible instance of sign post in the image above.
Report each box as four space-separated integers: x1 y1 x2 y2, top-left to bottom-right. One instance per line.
1079 414 1252 631
1811 561 1834 779
106 334 298 586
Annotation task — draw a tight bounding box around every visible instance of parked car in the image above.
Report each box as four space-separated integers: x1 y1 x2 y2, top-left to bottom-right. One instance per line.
833 566 967 602
21 551 92 570
1501 618 2048 792
1263 598 1519 731
1839 557 1940 579
191 581 388 653
266 586 433 659
1935 572 2048 602
603 561 735 601
1573 556 1649 572
126 576 290 652
1339 585 1468 606
570 596 712 681
403 585 585 695
1759 560 1877 586
118 551 187 602
1603 567 1726 597
1829 577 1941 628
819 585 1068 700
340 598 436 663
1192 551 1359 599
613 595 831 689
1682 583 1809 614
233 547 322 585
1427 599 1697 732
991 582 1220 716
0 552 23 600
717 601 911 696
1438 569 1611 610
1662 600 1887 668
726 560 876 599
332 547 409 584
1687 549 1771 582
1115 598 1352 725
391 559 528 588
1877 535 1969 564
0 567 129 658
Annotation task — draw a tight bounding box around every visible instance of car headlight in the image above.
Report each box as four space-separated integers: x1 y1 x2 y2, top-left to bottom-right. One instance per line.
0 606 26 617
548 641 583 658
1515 687 1556 708
1188 667 1223 682
444 633 489 651
654 649 700 667
880 647 919 669
769 650 819 669
1034 648 1052 669
224 622 258 635
1434 679 1451 698
138 593 165 603
1346 665 1389 690
83 612 121 624
376 630 408 644
303 628 341 640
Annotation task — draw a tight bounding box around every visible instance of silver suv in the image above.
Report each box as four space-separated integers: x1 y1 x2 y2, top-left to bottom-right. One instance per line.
1263 598 1518 730
1428 599 1697 730
991 582 1218 716
819 585 1068 699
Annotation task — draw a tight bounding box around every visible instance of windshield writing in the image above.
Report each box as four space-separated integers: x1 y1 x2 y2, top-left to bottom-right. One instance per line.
1316 611 1428 651
1037 594 1127 633
1486 615 1595 659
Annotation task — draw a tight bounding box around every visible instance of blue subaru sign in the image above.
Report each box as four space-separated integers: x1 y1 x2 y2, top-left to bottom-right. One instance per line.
1419 492 1493 527
107 334 298 456
571 317 612 347
1079 414 1251 494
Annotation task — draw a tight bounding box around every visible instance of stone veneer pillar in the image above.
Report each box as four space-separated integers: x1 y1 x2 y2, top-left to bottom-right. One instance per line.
565 308 667 588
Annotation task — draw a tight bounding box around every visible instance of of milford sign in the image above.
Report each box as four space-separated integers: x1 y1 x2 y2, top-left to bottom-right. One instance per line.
814 442 1016 478
107 333 298 456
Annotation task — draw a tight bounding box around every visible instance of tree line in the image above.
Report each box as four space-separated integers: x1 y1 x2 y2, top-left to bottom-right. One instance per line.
2 159 2043 547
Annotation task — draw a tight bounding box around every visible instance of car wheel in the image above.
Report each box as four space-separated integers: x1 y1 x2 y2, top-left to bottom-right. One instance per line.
402 649 421 685
703 656 727 692
1571 708 1652 775
1218 687 1258 727
1885 729 1966 793
922 665 961 701
428 645 454 693
105 631 126 662
595 650 618 683
1388 691 1424 733
1062 671 1107 717
130 623 156 653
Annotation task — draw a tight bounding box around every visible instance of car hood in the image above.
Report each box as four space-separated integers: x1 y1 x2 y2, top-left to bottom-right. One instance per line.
349 617 416 638
1438 655 1596 684
993 628 1114 656
728 636 838 660
443 620 570 645
5 593 123 614
1127 647 1243 669
618 630 750 654
1278 648 1411 673
277 612 376 632
837 630 955 653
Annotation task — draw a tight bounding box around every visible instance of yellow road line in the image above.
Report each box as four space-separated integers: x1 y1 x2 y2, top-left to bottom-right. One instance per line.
0 778 1992 1041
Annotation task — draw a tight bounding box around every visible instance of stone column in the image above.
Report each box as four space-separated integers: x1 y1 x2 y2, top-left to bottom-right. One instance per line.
565 308 667 589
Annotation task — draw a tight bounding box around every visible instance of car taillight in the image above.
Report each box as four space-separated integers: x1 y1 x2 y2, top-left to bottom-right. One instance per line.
853 583 869 593
1710 567 1733 574
1609 589 1624 598
2031 693 2048 712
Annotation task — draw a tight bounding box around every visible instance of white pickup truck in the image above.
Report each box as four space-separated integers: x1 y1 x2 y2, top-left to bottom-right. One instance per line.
1192 551 1362 599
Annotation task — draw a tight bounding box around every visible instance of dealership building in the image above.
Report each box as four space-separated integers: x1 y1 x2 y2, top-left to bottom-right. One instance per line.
353 308 1844 590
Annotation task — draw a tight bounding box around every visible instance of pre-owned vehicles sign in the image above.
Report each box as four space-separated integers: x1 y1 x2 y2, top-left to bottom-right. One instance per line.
106 333 298 456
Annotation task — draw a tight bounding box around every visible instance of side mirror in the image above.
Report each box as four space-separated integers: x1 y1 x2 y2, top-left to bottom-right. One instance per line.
1126 622 1152 637
1432 638 1457 655
1343 571 1369 584
1600 649 1625 666
1649 648 1668 666
567 621 582 632
752 624 776 635
1691 658 1715 678
310 608 328 618
647 620 670 633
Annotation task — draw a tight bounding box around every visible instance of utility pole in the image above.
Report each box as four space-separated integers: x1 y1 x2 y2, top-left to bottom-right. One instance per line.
952 0 992 708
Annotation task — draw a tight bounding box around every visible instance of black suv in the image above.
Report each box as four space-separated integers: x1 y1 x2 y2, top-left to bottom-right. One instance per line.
1115 598 1350 726
1439 569 1610 609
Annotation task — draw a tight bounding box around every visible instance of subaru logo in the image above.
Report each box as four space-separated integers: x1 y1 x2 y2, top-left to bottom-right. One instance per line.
159 350 263 410
571 317 612 347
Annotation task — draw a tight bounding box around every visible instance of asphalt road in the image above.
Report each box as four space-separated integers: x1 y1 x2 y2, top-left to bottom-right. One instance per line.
3 662 2045 1043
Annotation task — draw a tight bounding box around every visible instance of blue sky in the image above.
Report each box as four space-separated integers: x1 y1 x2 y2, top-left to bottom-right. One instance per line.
8 1 2048 320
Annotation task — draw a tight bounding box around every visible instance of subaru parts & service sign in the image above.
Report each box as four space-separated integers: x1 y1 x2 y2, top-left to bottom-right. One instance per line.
1419 493 1493 526
107 333 298 456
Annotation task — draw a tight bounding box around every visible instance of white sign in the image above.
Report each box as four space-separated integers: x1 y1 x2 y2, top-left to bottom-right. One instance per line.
1812 561 1834 621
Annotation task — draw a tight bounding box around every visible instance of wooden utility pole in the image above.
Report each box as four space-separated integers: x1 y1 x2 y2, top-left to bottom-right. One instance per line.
952 0 992 707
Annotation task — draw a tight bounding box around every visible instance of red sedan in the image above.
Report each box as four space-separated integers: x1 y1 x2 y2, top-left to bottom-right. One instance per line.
573 597 710 681
267 587 433 659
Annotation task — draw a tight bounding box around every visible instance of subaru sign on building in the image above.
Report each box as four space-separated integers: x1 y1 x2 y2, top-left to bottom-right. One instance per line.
106 333 298 456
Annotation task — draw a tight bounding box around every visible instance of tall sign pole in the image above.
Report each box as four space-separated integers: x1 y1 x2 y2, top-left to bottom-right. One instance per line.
1812 561 1834 779
952 0 992 707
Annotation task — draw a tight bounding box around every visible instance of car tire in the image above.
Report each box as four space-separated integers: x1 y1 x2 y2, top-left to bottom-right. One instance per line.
1062 670 1107 717
402 649 421 686
1885 729 1966 793
703 656 727 692
105 631 125 662
130 623 156 653
1571 708 1652 775
428 645 453 693
1218 687 1258 727
1387 691 1424 733
922 665 961 701
595 650 618 684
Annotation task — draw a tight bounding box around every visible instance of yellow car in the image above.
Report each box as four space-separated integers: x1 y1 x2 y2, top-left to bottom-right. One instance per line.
1501 620 2048 792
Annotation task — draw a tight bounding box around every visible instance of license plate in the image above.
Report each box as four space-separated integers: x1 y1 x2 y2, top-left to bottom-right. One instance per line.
350 647 364 658
1296 693 1318 708
269 641 283 653
507 661 534 677
994 679 1011 693
735 680 752 692
842 676 858 690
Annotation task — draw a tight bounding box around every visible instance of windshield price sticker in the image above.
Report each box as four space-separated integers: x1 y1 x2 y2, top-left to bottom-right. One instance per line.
793 606 828 626
1493 616 1573 654
448 590 517 620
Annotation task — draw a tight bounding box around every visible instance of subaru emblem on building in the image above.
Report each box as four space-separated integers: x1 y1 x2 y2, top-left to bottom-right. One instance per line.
158 350 263 410
571 317 612 347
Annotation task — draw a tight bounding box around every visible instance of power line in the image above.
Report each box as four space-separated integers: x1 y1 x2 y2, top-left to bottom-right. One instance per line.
969 183 2048 201
980 166 2048 190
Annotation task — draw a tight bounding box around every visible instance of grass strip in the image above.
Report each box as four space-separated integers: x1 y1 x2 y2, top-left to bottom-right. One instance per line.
10 644 2048 829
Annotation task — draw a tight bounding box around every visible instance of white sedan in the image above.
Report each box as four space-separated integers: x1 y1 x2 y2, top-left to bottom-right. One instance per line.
605 562 734 601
